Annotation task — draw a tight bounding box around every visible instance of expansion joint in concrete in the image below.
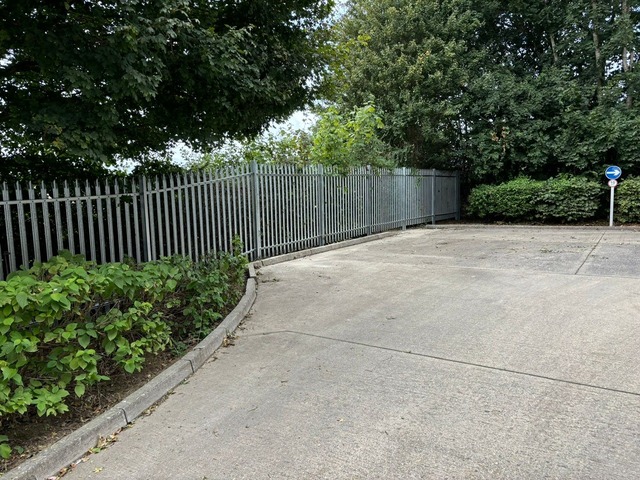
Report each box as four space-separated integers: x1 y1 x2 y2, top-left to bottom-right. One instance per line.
574 232 605 275
247 330 640 399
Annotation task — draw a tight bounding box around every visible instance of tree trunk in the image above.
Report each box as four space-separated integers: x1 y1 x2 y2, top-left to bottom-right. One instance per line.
622 0 629 74
549 32 559 65
621 0 634 107
590 0 605 103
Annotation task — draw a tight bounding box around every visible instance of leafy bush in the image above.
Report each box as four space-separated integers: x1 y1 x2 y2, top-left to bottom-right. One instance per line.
617 176 640 223
167 238 248 344
309 103 400 172
0 246 247 458
467 176 602 222
536 176 602 222
466 177 543 220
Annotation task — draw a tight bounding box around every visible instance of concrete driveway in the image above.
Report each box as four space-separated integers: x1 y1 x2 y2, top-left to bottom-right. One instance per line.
66 227 640 479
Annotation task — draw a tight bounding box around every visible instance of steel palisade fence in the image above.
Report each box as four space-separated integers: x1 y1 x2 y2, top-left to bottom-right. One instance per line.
0 162 460 279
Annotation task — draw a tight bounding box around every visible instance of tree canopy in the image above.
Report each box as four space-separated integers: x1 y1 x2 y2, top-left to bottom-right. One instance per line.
0 0 333 182
191 102 400 172
329 0 640 183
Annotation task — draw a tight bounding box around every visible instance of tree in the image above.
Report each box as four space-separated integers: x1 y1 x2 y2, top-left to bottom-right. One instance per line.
461 0 640 183
329 0 640 183
327 0 483 168
188 102 400 172
0 0 334 182
309 103 400 171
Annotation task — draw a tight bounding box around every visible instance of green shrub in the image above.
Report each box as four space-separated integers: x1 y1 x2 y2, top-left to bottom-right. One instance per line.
0 253 178 422
169 238 248 343
536 176 602 222
466 177 543 220
467 176 601 222
617 176 640 223
0 246 247 458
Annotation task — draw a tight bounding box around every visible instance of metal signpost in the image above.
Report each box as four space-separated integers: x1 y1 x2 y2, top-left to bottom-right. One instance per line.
605 166 622 227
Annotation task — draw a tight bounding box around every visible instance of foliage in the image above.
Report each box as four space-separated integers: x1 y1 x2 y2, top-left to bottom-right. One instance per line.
328 0 640 183
168 238 248 342
0 247 247 456
130 155 187 178
187 128 314 170
192 102 402 171
467 176 602 222
327 0 482 169
466 177 542 220
617 176 640 223
0 0 334 183
309 103 401 171
535 176 603 222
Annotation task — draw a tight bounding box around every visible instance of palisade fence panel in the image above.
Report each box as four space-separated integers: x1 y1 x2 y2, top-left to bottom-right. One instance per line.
0 179 145 280
258 163 321 258
0 163 459 280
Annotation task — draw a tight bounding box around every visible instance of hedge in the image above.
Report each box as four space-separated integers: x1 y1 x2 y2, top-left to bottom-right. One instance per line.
467 176 602 222
617 176 640 223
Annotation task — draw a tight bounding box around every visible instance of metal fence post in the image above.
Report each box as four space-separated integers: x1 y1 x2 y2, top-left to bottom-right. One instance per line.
455 171 461 221
139 176 153 262
431 169 437 225
2 182 16 277
14 183 29 270
366 165 373 235
316 164 325 246
251 161 262 260
401 167 407 231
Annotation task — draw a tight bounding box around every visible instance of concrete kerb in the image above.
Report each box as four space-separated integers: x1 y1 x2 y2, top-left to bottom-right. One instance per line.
5 233 396 480
183 264 257 372
115 361 194 423
422 223 640 231
254 231 399 268
2 408 128 480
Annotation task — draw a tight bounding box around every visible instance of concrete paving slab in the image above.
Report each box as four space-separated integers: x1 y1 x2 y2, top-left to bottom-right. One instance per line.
249 239 640 393
577 231 640 277
63 333 640 480
61 226 640 479
318 229 606 275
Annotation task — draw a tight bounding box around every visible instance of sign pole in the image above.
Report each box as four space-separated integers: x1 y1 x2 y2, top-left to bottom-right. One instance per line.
609 184 615 227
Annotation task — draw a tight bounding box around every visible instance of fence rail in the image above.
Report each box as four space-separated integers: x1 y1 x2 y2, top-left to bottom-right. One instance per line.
0 163 459 279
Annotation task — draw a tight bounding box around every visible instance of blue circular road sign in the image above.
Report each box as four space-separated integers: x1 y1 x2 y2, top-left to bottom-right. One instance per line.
605 165 622 180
